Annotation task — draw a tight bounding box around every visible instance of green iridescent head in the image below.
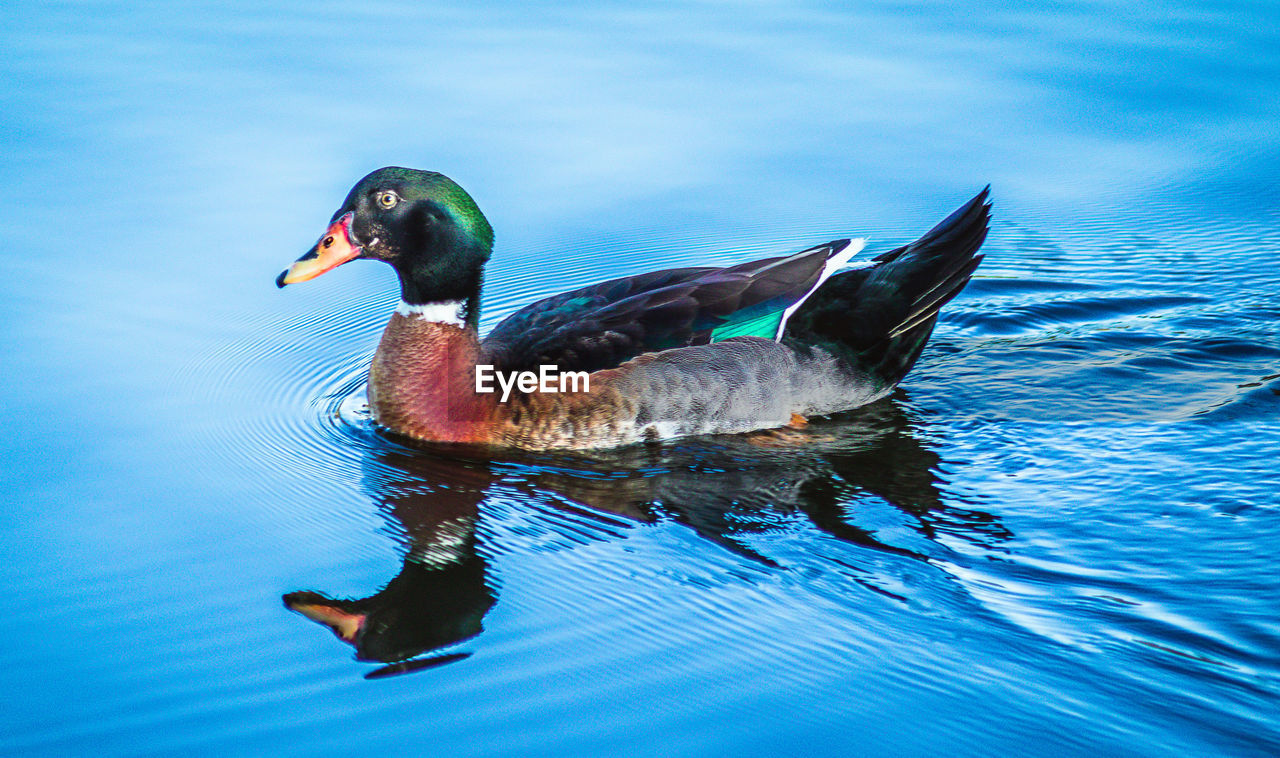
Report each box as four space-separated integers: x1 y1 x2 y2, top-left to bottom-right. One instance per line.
278 167 495 315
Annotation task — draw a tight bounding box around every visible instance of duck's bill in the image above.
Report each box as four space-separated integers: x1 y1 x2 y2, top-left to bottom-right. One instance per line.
276 212 361 287
283 591 366 645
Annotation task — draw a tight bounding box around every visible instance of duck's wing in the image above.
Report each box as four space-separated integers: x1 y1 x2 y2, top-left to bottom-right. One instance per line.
481 241 853 375
784 187 990 390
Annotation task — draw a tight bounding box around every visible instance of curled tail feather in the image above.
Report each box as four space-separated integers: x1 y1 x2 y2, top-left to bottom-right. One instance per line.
784 187 991 390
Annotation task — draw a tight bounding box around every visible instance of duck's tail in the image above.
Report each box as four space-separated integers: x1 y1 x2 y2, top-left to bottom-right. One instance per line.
783 187 990 391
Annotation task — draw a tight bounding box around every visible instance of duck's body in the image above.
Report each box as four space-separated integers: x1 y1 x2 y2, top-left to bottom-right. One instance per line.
370 316 870 450
278 168 990 450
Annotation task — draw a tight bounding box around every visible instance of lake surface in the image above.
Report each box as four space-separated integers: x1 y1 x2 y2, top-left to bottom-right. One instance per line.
3 1 1279 755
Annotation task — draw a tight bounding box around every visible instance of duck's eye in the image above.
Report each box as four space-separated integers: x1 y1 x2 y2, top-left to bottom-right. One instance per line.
376 191 399 209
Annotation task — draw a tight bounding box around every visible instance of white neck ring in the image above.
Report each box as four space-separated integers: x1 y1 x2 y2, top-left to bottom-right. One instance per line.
395 300 467 326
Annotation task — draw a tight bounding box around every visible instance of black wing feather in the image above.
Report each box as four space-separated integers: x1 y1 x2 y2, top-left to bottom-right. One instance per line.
480 187 989 384
784 187 990 389
481 241 849 374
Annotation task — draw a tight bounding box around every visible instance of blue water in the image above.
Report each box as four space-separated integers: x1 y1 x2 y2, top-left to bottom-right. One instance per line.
3 1 1279 756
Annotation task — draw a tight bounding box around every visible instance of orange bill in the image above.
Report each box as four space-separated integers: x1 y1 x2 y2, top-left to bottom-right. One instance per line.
276 212 361 287
283 593 366 645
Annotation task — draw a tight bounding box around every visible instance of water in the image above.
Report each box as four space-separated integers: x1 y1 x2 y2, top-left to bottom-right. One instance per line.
3 1 1279 755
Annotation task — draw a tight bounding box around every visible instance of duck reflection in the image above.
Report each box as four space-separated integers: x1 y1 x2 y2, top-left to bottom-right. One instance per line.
284 396 1007 677
283 454 496 677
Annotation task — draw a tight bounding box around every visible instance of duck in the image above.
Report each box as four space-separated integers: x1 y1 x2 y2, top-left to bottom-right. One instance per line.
277 167 989 451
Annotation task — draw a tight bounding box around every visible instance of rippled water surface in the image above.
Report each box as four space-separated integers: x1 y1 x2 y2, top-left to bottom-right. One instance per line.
4 2 1279 756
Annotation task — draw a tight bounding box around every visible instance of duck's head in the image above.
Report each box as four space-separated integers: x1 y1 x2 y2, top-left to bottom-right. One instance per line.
277 167 494 318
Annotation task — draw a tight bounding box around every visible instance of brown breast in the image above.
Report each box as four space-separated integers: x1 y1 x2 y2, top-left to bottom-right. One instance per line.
368 314 500 444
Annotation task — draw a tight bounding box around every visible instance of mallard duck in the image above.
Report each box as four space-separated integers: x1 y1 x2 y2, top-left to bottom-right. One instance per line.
277 167 989 450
